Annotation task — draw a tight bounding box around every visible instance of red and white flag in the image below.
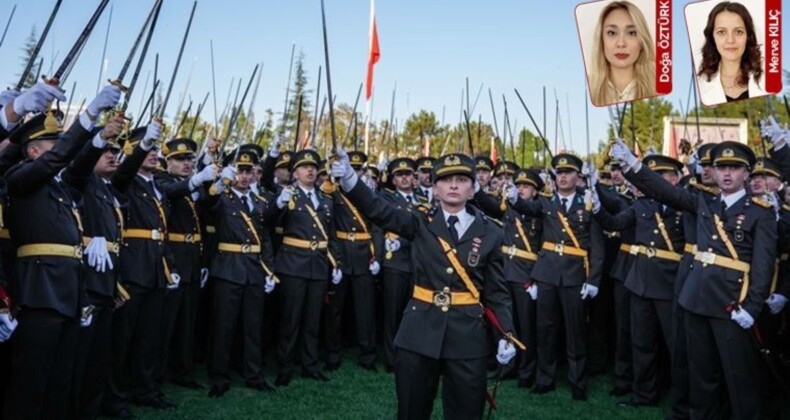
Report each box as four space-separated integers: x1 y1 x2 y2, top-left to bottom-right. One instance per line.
365 0 380 100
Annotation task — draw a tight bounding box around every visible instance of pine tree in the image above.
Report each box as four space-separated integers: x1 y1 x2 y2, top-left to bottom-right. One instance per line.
16 26 38 88
284 50 312 147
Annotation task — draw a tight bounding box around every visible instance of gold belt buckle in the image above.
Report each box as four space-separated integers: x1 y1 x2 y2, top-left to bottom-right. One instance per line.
701 252 716 267
185 233 194 243
507 245 516 259
110 242 120 255
151 230 161 240
75 246 84 259
347 232 355 242
241 244 252 253
554 243 564 256
433 287 451 312
629 245 639 255
644 247 657 259
310 241 319 251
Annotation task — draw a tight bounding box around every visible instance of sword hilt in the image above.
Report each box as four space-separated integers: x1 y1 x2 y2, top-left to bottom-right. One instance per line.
108 79 129 93
40 75 63 91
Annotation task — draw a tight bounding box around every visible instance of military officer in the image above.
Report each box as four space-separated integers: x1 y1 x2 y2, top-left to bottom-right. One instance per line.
414 157 435 203
508 153 605 401
4 84 120 419
206 147 277 397
324 151 380 371
475 169 544 388
332 149 519 420
272 149 342 386
375 157 427 372
592 155 686 407
612 139 776 420
155 138 216 389
475 156 494 190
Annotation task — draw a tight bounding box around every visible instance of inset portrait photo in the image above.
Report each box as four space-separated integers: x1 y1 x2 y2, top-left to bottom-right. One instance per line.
685 0 783 107
575 0 673 108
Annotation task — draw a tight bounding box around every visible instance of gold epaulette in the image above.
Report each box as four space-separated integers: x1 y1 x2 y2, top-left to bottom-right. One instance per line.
539 191 553 198
253 193 267 203
751 197 772 209
598 179 613 186
417 203 431 213
782 204 790 212
485 216 503 227
689 182 720 196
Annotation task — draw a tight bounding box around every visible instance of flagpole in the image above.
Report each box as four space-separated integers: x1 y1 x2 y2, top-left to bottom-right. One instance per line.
364 0 378 156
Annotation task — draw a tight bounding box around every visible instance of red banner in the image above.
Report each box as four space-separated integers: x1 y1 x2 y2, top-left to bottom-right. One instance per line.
655 0 672 94
765 0 782 93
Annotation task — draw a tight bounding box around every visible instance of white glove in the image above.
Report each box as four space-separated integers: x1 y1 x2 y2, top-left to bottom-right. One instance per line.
12 81 67 116
0 312 18 342
220 166 237 183
590 188 601 214
0 89 21 108
761 117 788 150
496 338 517 365
610 138 638 169
200 268 209 289
141 121 162 150
168 273 181 290
730 307 755 329
190 164 217 189
264 275 276 294
86 85 122 119
766 293 788 315
581 161 590 177
369 260 380 276
330 147 355 182
526 283 538 300
331 268 343 285
580 283 599 300
507 184 518 204
269 135 284 157
588 165 598 187
80 307 94 328
385 238 401 252
85 237 114 273
277 186 294 209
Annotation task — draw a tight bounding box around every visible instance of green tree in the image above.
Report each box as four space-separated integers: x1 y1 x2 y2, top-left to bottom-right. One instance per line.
17 26 38 88
283 51 312 145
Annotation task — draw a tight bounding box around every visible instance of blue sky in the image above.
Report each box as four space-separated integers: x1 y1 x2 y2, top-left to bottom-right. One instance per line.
0 0 787 153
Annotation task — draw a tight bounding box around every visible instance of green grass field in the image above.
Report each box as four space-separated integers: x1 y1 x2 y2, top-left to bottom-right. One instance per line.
127 355 666 419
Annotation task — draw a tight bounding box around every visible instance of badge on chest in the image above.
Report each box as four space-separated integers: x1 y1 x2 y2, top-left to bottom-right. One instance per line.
468 237 481 267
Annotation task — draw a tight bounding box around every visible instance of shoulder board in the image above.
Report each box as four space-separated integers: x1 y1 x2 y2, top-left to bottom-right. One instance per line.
539 191 553 198
751 197 772 209
320 192 333 200
486 190 499 197
383 188 395 194
782 204 790 212
417 203 431 213
253 193 267 203
690 182 720 196
485 215 503 227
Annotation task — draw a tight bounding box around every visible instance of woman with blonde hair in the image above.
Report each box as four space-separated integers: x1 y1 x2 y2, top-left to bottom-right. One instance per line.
589 1 656 106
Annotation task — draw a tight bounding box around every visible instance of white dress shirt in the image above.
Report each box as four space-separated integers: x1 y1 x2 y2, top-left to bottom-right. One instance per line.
232 188 253 211
298 186 319 209
137 173 162 200
444 208 474 240
721 188 746 210
557 191 576 213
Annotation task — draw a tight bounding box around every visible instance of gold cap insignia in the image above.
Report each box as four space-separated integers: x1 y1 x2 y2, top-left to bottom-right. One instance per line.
755 161 764 170
722 148 734 158
352 155 361 163
648 159 657 168
305 153 315 162
559 157 567 165
177 144 187 152
240 153 251 162
399 161 408 168
444 155 461 166
282 154 291 162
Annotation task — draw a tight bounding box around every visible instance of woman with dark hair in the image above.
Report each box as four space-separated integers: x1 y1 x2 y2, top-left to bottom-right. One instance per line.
697 1 766 105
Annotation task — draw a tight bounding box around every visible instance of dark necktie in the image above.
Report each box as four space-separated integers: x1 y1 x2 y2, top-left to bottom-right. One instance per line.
240 195 250 213
447 215 459 244
406 194 413 203
561 198 568 213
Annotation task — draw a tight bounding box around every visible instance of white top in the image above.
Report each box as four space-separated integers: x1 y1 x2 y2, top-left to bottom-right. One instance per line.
232 187 253 211
444 208 474 240
698 66 767 106
137 173 162 200
557 191 577 213
298 185 319 208
721 188 746 210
